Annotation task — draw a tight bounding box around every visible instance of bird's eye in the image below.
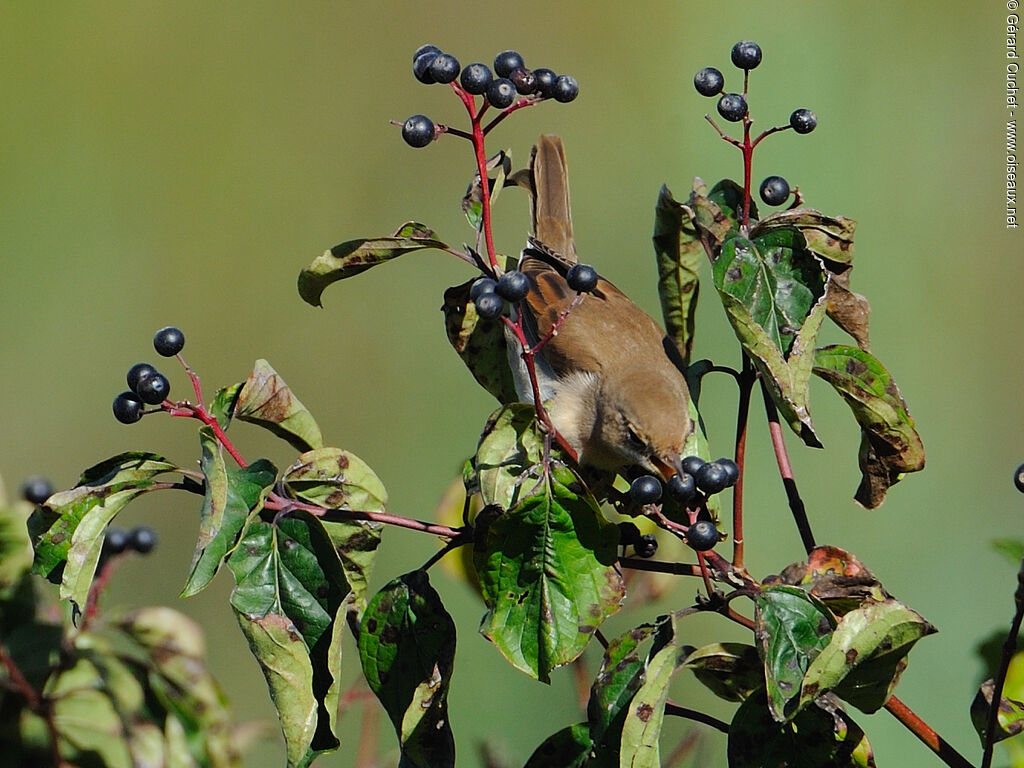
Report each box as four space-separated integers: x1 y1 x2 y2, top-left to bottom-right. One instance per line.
625 425 646 450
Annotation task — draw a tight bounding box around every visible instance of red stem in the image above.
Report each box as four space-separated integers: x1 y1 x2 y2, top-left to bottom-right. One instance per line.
885 696 976 768
761 384 816 553
731 356 756 570
453 84 499 270
265 493 465 539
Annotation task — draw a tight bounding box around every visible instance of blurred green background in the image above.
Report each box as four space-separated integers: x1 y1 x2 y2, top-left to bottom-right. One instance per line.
1 2 1020 766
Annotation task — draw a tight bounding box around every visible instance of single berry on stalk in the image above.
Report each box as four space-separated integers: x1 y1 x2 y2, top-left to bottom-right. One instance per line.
129 525 158 554
469 277 497 301
759 175 791 206
413 51 439 84
695 462 730 495
486 78 516 109
103 527 130 555
731 40 762 70
496 270 530 302
681 455 706 476
635 534 658 558
630 475 663 504
686 520 720 551
667 472 697 503
429 53 461 84
566 263 598 292
474 292 505 320
113 391 144 424
460 63 492 95
552 75 579 103
1015 462 1024 493
715 458 740 487
693 67 725 97
127 362 158 394
136 372 170 405
412 44 441 62
717 93 747 122
153 326 185 357
532 68 557 98
21 476 53 505
402 114 435 148
790 108 818 134
493 50 525 78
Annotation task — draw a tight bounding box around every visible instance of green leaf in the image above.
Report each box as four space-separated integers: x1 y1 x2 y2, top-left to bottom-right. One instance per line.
27 452 186 610
812 345 925 508
523 723 593 768
359 570 456 768
472 404 546 509
228 512 350 765
235 359 324 453
728 694 875 767
751 209 856 268
48 657 134 767
653 184 702 366
476 462 623 682
210 381 244 430
282 446 387 512
684 642 764 702
993 538 1024 566
442 279 519 404
298 221 452 306
0 498 33 595
755 585 836 722
182 429 276 597
320 519 382 619
712 231 827 447
588 623 658 756
619 614 691 768
706 178 753 232
800 599 935 713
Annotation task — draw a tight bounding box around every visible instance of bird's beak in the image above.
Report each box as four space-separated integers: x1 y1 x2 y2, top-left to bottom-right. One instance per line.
651 453 683 482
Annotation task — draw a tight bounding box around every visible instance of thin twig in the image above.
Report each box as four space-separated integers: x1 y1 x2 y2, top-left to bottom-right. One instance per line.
732 356 756 569
981 552 1024 768
618 557 701 578
885 696 976 768
268 494 465 539
665 701 730 734
760 382 815 553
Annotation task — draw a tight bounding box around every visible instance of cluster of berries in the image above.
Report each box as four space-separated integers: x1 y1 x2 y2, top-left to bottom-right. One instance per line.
112 326 185 424
469 262 598 320
102 525 158 557
402 45 579 148
693 41 817 208
629 456 738 552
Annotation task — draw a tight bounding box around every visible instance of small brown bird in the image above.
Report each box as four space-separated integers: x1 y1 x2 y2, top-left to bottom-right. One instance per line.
507 135 693 480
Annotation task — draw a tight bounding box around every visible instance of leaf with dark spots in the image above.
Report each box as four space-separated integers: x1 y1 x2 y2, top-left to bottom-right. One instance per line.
182 429 277 598
588 622 658 753
298 221 452 306
812 346 924 508
755 586 836 722
751 208 857 268
799 599 935 714
359 571 456 768
442 279 518 404
27 452 188 611
826 271 872 351
972 678 1024 744
771 546 890 615
283 447 387 513
684 642 764 702
523 723 593 768
235 359 324 453
653 184 702 365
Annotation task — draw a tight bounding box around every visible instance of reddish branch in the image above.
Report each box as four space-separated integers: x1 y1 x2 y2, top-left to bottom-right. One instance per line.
760 384 816 554
885 696 976 768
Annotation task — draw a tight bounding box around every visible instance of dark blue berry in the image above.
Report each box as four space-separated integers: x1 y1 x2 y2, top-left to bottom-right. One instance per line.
486 78 516 109
153 326 184 357
509 68 536 95
667 473 697 503
129 525 158 554
402 114 435 148
731 41 762 70
790 108 817 134
103 527 130 555
413 51 439 84
1015 463 1024 493
635 534 658 558
136 372 170 405
113 391 144 424
630 475 662 504
693 67 725 97
759 176 790 206
566 263 598 292
474 292 505 319
717 93 747 122
469 277 497 301
428 53 460 84
21 476 53 505
552 75 579 103
686 520 720 551
695 462 730 495
715 458 740 487
496 270 530 302
493 50 525 78
127 362 158 394
532 68 557 98
681 456 706 476
412 44 441 63
460 63 492 95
